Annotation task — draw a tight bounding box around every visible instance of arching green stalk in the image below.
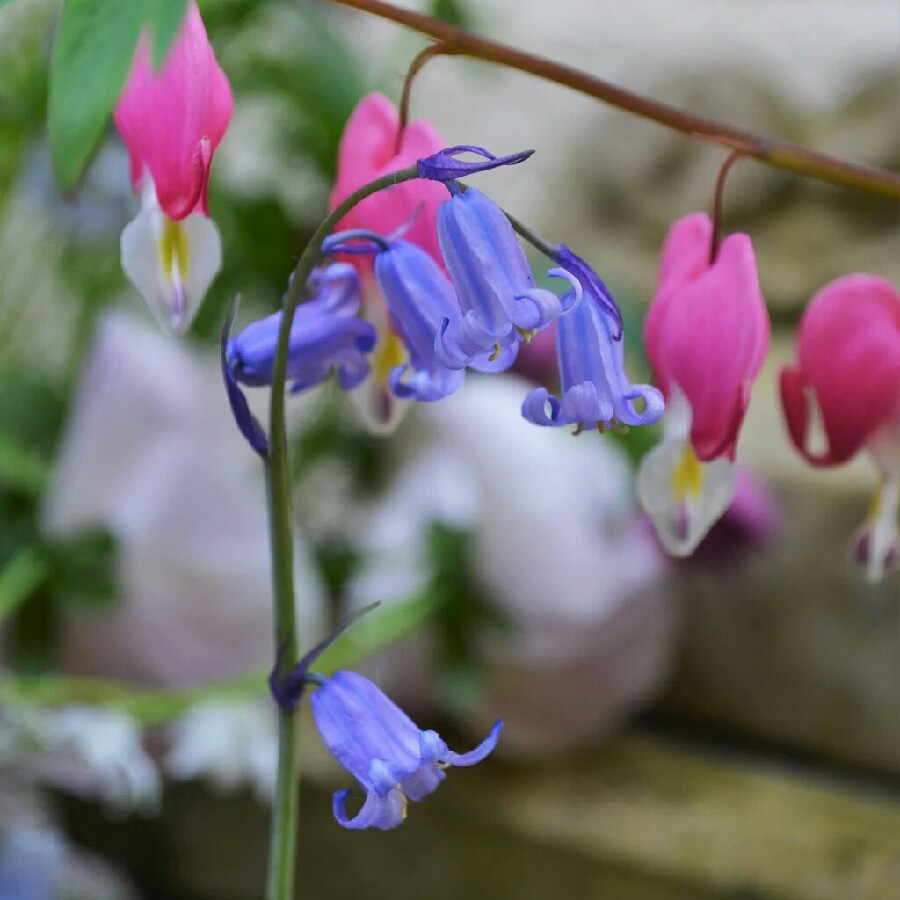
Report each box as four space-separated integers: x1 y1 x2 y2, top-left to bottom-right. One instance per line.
264 164 420 900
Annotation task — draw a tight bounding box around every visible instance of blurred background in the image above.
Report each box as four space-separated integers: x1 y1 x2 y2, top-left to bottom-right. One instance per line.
0 0 898 897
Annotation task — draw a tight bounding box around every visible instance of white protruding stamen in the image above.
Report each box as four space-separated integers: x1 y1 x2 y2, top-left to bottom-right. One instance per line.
636 384 737 557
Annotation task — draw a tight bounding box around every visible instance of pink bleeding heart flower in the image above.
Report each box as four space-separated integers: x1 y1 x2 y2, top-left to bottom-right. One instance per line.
636 212 770 557
328 93 446 433
114 2 233 334
780 274 900 582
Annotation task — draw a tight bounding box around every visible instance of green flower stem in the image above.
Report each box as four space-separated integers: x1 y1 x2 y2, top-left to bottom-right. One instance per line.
502 209 558 261
264 164 421 900
453 181 558 261
326 0 900 201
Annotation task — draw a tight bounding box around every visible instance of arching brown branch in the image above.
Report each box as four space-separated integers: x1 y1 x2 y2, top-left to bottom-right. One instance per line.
326 0 900 201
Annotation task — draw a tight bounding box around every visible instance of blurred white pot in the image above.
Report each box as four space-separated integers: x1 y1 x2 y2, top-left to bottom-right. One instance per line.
353 375 680 759
42 312 325 687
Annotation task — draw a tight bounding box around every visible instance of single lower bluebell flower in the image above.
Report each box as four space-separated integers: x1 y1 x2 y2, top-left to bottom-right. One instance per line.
267 603 502 831
417 145 534 182
225 263 376 394
522 291 664 431
311 671 502 830
435 186 581 368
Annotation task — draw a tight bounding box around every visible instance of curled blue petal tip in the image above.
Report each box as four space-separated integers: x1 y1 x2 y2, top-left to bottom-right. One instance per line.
554 245 624 339
322 229 392 257
221 298 269 457
418 145 534 182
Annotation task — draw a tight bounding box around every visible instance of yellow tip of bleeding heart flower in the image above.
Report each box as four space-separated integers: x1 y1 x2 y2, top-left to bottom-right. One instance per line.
671 442 704 502
373 328 407 388
159 217 190 282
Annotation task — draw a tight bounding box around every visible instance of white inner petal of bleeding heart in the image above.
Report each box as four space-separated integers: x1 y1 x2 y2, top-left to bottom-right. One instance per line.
348 281 410 435
120 176 221 335
855 476 899 583
636 384 736 557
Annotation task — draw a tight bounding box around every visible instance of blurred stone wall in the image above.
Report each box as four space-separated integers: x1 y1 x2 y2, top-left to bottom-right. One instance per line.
341 0 898 309
337 0 900 772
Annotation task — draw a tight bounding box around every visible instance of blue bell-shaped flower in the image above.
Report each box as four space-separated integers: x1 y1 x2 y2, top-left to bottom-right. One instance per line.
435 186 580 369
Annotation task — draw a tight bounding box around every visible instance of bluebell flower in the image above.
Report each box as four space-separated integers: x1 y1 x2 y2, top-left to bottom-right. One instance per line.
221 264 375 453
310 671 502 830
417 145 534 182
226 263 376 393
372 239 466 401
522 290 665 431
435 186 581 368
267 604 502 831
324 230 518 401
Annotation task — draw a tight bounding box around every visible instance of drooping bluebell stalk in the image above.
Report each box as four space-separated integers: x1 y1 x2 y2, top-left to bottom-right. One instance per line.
262 164 423 900
522 291 664 431
435 185 580 368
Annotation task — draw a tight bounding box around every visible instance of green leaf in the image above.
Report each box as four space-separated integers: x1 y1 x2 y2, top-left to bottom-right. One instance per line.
48 528 118 610
148 0 189 69
0 434 47 495
0 546 50 623
0 371 66 456
49 0 145 189
0 591 442 724
430 0 471 28
317 592 440 674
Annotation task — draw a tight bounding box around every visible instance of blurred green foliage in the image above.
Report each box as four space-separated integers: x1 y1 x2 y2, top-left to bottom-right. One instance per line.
0 587 442 723
427 522 509 713
0 0 488 702
0 0 378 676
430 0 473 28
0 370 117 671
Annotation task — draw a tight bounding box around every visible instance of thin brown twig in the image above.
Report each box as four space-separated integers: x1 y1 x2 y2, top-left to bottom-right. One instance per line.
397 42 451 152
326 0 900 201
710 150 747 263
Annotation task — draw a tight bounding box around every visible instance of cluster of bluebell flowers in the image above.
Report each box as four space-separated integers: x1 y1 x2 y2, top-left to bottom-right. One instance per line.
269 611 502 831
222 145 664 455
219 145 669 831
